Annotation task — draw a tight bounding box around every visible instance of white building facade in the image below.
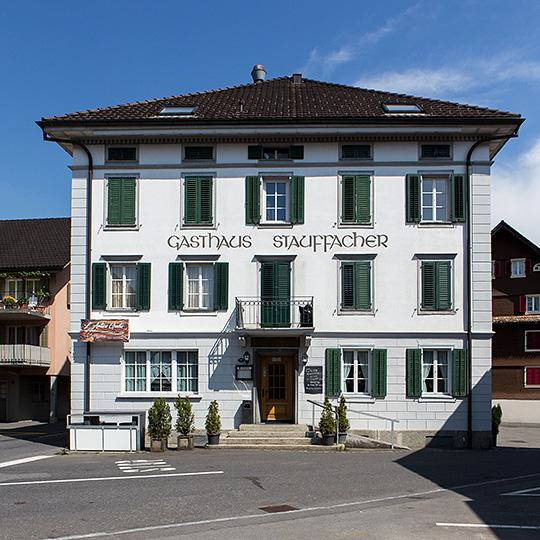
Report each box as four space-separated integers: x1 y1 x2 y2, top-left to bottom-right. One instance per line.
39 70 523 448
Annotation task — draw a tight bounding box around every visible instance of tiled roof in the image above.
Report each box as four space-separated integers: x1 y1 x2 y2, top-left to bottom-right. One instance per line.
40 76 521 124
0 218 70 271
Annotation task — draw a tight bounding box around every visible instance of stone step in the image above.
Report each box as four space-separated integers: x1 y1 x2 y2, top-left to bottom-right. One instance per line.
238 423 310 432
226 430 314 438
221 436 312 445
207 443 345 451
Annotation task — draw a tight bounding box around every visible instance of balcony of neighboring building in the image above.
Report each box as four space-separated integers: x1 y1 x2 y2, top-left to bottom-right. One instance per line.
0 343 51 367
235 296 314 336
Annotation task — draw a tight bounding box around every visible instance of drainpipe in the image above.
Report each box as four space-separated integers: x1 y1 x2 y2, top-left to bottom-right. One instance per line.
41 131 93 413
465 129 519 448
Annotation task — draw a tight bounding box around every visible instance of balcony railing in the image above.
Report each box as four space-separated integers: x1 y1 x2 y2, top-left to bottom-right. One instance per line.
0 344 51 367
235 297 314 330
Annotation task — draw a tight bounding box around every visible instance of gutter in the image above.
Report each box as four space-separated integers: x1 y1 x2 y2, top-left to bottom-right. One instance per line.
40 130 93 413
465 128 520 448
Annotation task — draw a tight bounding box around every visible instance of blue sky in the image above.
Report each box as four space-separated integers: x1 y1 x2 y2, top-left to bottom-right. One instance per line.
2 0 540 242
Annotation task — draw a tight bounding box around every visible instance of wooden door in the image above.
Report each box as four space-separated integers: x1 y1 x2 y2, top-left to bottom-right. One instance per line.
260 356 293 421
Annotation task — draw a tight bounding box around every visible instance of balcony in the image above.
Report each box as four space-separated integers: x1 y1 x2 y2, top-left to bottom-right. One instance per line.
235 297 314 334
0 303 51 322
0 344 51 367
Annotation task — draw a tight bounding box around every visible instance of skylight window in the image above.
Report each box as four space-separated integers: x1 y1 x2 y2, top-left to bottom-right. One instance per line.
158 106 197 115
382 103 423 113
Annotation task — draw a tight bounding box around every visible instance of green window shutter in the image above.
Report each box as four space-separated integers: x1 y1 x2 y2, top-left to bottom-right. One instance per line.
136 263 151 311
168 262 183 310
406 174 421 223
342 176 371 223
289 145 304 159
248 145 262 159
290 176 305 224
261 261 290 327
341 261 371 310
184 177 212 225
245 176 261 224
213 262 229 310
121 178 136 225
91 263 107 310
452 349 468 397
325 348 341 396
406 349 422 397
451 174 466 223
341 262 355 309
435 261 451 310
421 261 436 310
107 178 121 225
372 349 387 397
199 176 213 224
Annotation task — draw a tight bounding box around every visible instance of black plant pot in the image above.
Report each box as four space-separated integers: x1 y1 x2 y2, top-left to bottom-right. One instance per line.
207 433 220 445
321 433 335 446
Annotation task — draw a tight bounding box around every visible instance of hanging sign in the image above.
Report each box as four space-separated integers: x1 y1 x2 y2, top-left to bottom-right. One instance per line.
80 319 129 342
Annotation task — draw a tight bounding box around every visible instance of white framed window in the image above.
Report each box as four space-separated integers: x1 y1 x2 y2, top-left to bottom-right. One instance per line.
526 296 540 313
343 350 370 394
421 177 448 222
511 259 526 278
6 279 23 300
106 146 137 162
525 367 540 388
110 265 137 310
25 279 40 297
422 350 450 394
186 264 214 309
124 351 198 393
525 331 540 351
263 178 289 223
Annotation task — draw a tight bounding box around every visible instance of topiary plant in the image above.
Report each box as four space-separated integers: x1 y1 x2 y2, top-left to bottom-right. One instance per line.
318 396 336 435
337 394 350 433
147 398 172 440
492 403 503 444
174 395 195 436
205 400 221 435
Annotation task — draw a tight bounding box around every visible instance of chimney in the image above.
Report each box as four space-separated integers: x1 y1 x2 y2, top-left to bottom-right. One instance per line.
251 65 267 83
292 73 302 84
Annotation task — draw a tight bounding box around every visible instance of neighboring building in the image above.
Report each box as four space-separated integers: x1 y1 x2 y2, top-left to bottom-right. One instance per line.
492 220 540 422
38 67 522 448
0 218 71 422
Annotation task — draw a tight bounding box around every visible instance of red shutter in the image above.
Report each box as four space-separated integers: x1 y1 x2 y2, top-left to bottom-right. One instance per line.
519 296 527 313
505 260 512 276
526 367 540 386
526 259 533 275
494 261 501 277
526 331 540 350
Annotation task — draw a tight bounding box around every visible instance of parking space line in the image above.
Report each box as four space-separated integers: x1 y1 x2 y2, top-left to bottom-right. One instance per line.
0 470 223 487
0 455 53 469
501 486 540 496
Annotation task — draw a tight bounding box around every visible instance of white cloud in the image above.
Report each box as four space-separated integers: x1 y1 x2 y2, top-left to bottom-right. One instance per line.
492 137 540 246
354 68 472 96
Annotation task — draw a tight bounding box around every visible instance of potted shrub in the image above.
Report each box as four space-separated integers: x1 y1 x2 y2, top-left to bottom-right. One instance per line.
147 398 172 452
318 396 336 446
337 395 350 444
205 399 221 445
174 395 195 450
17 297 28 309
2 296 17 308
492 403 503 447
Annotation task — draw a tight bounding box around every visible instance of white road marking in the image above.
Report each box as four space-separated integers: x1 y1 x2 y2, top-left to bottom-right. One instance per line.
0 470 223 487
438 522 540 530
36 470 540 540
0 455 53 469
115 459 176 474
501 486 540 496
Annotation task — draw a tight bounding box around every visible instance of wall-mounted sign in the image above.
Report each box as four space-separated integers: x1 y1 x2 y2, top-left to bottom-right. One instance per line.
168 232 388 253
80 319 129 342
236 365 253 381
304 366 323 394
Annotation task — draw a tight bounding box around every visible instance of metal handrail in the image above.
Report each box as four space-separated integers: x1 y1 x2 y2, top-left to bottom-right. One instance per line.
308 398 400 449
307 399 341 442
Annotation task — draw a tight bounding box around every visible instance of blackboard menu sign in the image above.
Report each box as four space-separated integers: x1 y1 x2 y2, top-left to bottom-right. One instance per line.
304 366 323 394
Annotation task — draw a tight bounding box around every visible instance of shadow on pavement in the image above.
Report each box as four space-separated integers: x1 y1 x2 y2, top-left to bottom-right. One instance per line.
0 420 68 449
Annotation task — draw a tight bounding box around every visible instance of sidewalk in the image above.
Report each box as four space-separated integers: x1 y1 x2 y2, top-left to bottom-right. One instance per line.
496 422 540 449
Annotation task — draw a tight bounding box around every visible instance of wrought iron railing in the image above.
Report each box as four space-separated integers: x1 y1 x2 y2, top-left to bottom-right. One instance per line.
0 344 51 367
235 297 314 330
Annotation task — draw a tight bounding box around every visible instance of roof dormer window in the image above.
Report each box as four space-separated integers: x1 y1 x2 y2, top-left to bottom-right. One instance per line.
382 103 423 113
158 106 197 116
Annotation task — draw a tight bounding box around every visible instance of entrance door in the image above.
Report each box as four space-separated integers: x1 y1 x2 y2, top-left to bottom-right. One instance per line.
261 262 291 328
260 356 293 421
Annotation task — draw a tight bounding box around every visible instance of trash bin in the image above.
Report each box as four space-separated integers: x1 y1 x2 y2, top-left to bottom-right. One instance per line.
242 400 253 424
